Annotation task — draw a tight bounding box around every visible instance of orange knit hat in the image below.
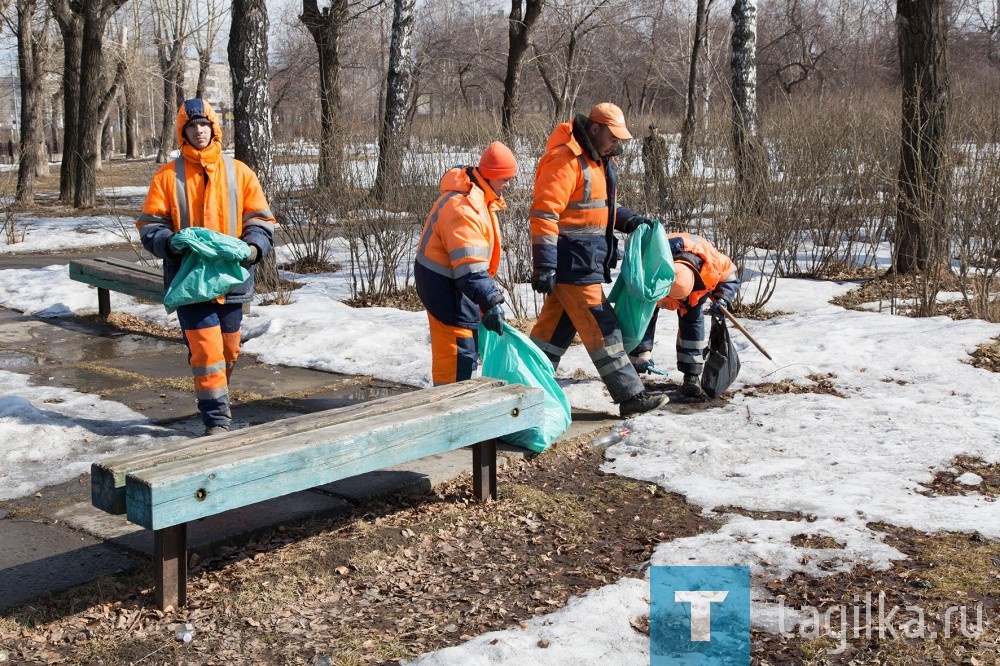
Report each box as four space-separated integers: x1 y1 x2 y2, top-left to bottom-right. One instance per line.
477 141 518 179
669 263 696 299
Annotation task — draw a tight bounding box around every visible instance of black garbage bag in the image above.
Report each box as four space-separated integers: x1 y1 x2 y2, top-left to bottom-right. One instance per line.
701 312 740 399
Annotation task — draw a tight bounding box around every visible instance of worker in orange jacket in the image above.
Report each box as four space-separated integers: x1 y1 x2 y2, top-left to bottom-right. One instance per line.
529 102 668 418
415 141 517 385
629 232 740 397
136 99 275 436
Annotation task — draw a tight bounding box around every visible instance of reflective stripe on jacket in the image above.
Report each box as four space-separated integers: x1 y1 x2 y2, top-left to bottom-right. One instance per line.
136 99 275 304
530 116 633 285
414 167 505 329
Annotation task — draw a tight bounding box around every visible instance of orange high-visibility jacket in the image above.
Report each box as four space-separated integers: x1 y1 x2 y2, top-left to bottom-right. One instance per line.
414 167 505 328
659 233 739 311
530 117 638 285
136 99 275 303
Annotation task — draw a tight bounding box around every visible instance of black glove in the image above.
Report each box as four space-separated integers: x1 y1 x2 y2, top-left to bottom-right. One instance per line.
166 233 185 258
708 298 730 317
240 244 260 267
481 304 505 335
532 268 556 295
623 215 655 234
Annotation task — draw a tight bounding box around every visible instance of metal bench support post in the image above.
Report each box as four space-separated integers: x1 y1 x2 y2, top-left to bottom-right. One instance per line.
97 287 111 319
153 523 188 610
472 438 498 501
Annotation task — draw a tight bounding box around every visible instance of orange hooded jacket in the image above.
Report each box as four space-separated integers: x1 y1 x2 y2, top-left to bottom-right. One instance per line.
414 167 505 328
136 99 275 303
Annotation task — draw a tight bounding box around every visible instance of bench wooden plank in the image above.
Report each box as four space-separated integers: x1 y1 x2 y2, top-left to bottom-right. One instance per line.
91 378 508 515
68 258 165 304
124 384 544 530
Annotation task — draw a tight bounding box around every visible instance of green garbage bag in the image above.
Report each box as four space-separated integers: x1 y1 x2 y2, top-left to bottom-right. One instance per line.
608 220 675 353
163 227 250 313
479 322 572 453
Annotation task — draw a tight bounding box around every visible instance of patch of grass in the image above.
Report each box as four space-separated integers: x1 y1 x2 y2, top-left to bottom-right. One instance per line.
744 373 847 398
920 455 1000 499
970 336 1000 373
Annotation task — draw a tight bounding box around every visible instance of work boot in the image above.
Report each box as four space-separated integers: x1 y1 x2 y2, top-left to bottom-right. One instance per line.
619 391 669 418
203 424 230 437
682 373 703 398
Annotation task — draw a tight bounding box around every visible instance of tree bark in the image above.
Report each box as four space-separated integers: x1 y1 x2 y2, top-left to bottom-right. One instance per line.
15 0 41 204
229 0 275 197
51 0 82 204
74 0 129 209
679 0 711 178
894 0 950 274
730 0 769 220
301 0 348 190
372 0 415 202
501 0 544 144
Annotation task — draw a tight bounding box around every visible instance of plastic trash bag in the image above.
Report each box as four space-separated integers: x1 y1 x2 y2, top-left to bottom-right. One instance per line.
163 227 250 313
479 321 572 453
701 312 741 398
608 220 675 353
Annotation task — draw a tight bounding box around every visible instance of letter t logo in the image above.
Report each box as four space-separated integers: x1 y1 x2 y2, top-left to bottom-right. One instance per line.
674 591 729 641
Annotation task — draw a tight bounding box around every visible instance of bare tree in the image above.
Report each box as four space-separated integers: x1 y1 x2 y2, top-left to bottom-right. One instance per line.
193 0 226 98
501 0 545 143
151 0 190 163
894 0 950 276
73 0 129 208
300 0 382 189
51 0 82 203
372 0 415 202
13 0 50 203
229 0 274 196
679 0 713 177
730 0 769 219
532 0 616 120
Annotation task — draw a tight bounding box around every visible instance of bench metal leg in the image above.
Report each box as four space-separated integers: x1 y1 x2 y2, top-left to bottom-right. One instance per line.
153 524 187 610
472 438 497 501
97 287 111 319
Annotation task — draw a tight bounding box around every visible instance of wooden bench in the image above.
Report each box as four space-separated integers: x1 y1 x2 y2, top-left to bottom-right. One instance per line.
91 378 545 610
69 257 164 318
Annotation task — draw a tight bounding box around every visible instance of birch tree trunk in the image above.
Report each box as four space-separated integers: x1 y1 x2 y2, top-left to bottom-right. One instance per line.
372 0 415 202
730 0 769 221
229 0 274 197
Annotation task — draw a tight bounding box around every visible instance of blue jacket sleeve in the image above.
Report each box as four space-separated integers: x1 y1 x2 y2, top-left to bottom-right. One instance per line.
456 271 505 312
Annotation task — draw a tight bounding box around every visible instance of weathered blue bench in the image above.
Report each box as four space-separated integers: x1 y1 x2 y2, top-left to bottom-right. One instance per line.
69 257 164 318
91 378 545 609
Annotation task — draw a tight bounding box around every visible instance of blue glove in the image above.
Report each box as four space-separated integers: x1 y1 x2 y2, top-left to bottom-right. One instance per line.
532 268 556 295
481 304 505 335
623 215 654 234
240 243 260 267
708 298 730 317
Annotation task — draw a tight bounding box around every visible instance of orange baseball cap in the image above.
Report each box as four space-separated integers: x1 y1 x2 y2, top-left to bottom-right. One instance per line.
669 263 696 299
477 141 518 179
588 102 632 140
